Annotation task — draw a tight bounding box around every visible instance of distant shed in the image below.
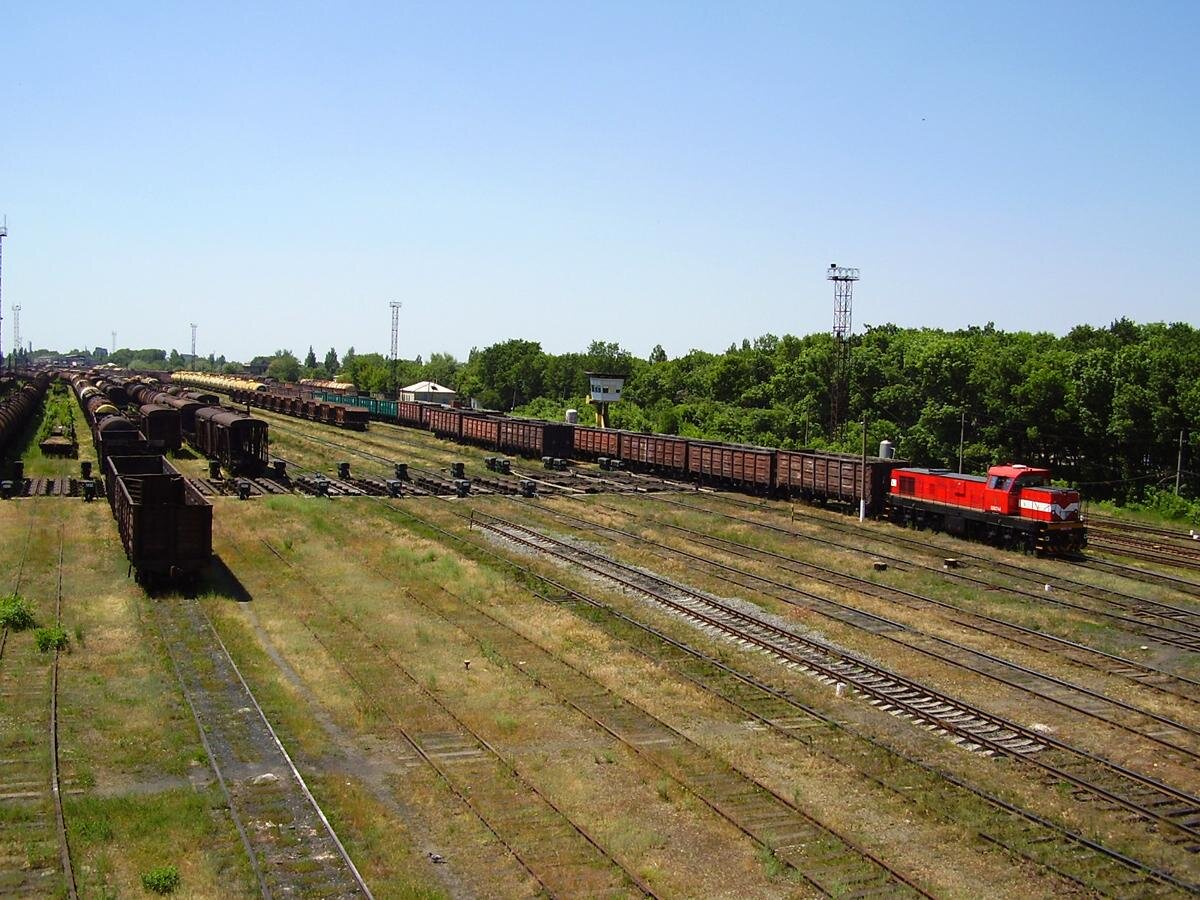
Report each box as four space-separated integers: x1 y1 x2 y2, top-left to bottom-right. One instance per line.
401 380 457 404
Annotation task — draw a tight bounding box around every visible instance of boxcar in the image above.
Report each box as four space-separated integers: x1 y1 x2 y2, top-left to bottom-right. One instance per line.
687 442 775 492
774 449 902 515
107 455 212 584
193 408 269 474
428 407 463 439
573 425 621 459
620 433 689 474
498 419 573 458
461 414 501 449
139 404 182 452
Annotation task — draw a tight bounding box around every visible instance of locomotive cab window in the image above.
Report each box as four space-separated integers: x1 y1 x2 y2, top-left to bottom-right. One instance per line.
1015 474 1046 488
987 475 1011 490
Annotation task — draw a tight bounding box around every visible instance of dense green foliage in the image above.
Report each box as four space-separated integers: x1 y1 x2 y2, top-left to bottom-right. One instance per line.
140 864 181 894
34 624 69 653
0 594 35 631
35 384 76 444
461 320 1197 503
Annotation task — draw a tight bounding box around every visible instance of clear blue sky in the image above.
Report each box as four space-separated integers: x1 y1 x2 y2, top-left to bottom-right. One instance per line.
2 2 1197 363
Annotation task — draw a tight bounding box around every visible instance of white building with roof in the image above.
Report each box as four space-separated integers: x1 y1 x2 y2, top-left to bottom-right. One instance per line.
401 380 457 404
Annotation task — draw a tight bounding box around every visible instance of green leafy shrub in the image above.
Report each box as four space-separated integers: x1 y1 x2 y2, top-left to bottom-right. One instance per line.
0 594 35 631
34 625 69 653
141 865 181 894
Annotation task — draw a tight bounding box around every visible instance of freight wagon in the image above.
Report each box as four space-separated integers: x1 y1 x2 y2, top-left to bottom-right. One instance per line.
774 449 902 515
462 414 501 450
107 455 212 585
192 408 269 474
621 433 690 473
572 425 621 459
498 419 573 458
688 442 775 492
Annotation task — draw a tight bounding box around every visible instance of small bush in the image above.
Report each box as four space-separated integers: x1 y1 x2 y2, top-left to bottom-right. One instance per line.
141 864 180 894
0 594 35 631
34 625 69 653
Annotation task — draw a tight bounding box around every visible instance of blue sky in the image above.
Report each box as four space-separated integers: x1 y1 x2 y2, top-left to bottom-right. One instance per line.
2 2 1197 362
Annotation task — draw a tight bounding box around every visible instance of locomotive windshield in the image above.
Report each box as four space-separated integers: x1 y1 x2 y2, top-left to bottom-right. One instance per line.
1015 474 1047 487
986 475 1011 490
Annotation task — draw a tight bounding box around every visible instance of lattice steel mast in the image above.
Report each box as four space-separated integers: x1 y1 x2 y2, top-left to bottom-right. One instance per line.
828 263 859 440
389 301 402 395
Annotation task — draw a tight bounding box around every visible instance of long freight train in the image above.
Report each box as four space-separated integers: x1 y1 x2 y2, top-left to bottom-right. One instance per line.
172 371 1085 555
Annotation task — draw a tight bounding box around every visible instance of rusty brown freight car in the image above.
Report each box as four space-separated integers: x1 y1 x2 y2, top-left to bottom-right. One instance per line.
335 406 370 431
498 419 573 458
395 400 427 427
461 414 501 449
621 433 689 474
427 407 463 439
687 442 775 492
774 449 903 515
107 455 212 585
573 425 621 459
138 404 182 452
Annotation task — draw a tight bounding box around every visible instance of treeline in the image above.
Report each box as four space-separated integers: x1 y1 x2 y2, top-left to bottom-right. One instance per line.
449 321 1199 503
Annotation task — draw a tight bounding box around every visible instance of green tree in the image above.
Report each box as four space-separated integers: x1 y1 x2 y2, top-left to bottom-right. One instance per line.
267 350 301 383
324 348 340 374
304 346 318 369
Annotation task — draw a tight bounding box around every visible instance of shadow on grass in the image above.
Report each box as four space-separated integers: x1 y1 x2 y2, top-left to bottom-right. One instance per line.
199 554 253 603
171 447 200 461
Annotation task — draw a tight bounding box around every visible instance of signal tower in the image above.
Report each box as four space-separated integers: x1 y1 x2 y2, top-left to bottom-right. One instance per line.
827 263 859 440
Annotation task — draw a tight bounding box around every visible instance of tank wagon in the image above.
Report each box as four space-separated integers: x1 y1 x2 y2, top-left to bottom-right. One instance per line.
0 373 50 461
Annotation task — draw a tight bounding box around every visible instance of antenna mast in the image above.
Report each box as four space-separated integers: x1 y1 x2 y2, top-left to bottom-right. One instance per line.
827 263 859 440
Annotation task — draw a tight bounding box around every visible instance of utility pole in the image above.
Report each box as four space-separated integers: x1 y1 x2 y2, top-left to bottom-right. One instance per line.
860 415 868 522
0 219 7 370
958 410 966 473
1178 430 1185 496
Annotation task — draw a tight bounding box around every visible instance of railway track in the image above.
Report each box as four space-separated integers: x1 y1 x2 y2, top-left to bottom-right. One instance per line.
1089 533 1200 574
470 513 1200 853
364 495 1199 895
514 499 1200 767
151 592 372 898
655 494 1200 653
336 548 931 897
248 537 659 899
566 496 1200 703
216 412 1200 892
0 493 77 897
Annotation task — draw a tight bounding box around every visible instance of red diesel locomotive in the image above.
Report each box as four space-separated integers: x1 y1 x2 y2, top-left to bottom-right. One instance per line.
887 464 1085 553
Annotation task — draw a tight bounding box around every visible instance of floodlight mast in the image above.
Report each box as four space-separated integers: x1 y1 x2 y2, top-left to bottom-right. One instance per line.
827 264 860 440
